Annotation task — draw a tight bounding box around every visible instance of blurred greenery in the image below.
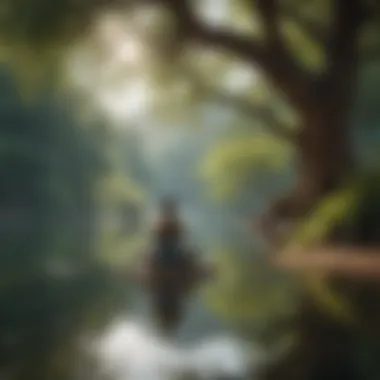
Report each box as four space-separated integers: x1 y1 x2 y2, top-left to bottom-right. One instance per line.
0 67 146 380
200 132 292 200
203 247 297 346
0 0 379 379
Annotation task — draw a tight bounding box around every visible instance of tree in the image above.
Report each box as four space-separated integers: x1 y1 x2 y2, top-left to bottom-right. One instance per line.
154 0 378 240
200 131 293 200
143 2 380 379
2 1 380 378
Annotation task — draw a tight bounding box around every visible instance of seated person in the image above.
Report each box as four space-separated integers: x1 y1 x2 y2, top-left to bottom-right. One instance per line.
151 197 188 269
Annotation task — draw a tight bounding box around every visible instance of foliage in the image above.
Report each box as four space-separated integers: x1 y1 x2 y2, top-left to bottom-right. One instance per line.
284 171 380 326
0 68 144 380
203 247 297 346
0 0 380 378
0 0 378 109
200 132 292 200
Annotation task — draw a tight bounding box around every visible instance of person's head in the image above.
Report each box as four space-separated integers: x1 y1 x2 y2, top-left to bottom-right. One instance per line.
154 196 182 243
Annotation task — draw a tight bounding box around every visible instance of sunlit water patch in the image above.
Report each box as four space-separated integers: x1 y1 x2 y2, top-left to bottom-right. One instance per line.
92 318 265 380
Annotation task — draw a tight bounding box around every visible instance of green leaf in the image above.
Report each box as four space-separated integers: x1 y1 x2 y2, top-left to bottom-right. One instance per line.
199 133 291 200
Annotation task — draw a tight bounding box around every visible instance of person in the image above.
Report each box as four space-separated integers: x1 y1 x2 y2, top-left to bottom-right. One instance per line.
136 197 213 293
151 197 188 270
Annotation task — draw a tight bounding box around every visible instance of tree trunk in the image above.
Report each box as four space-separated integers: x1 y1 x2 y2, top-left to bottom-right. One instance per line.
263 107 353 246
263 112 380 380
263 98 368 379
300 117 350 196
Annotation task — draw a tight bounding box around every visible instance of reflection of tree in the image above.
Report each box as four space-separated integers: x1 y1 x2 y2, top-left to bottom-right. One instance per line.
204 250 297 342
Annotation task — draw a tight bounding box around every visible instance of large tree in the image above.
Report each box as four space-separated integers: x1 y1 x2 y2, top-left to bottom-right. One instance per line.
2 0 380 379
152 0 376 242
131 2 380 379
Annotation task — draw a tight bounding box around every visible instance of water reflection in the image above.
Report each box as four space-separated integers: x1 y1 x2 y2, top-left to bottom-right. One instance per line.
87 287 264 380
94 319 260 380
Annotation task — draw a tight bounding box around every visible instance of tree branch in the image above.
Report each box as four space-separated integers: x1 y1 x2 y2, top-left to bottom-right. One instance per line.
273 245 380 281
159 0 316 115
207 90 295 141
182 68 295 140
158 0 266 62
255 0 282 46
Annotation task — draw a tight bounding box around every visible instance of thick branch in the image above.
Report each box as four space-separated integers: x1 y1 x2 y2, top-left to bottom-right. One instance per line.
255 0 282 46
273 246 380 281
159 0 265 62
209 91 295 140
183 68 295 140
159 0 316 114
